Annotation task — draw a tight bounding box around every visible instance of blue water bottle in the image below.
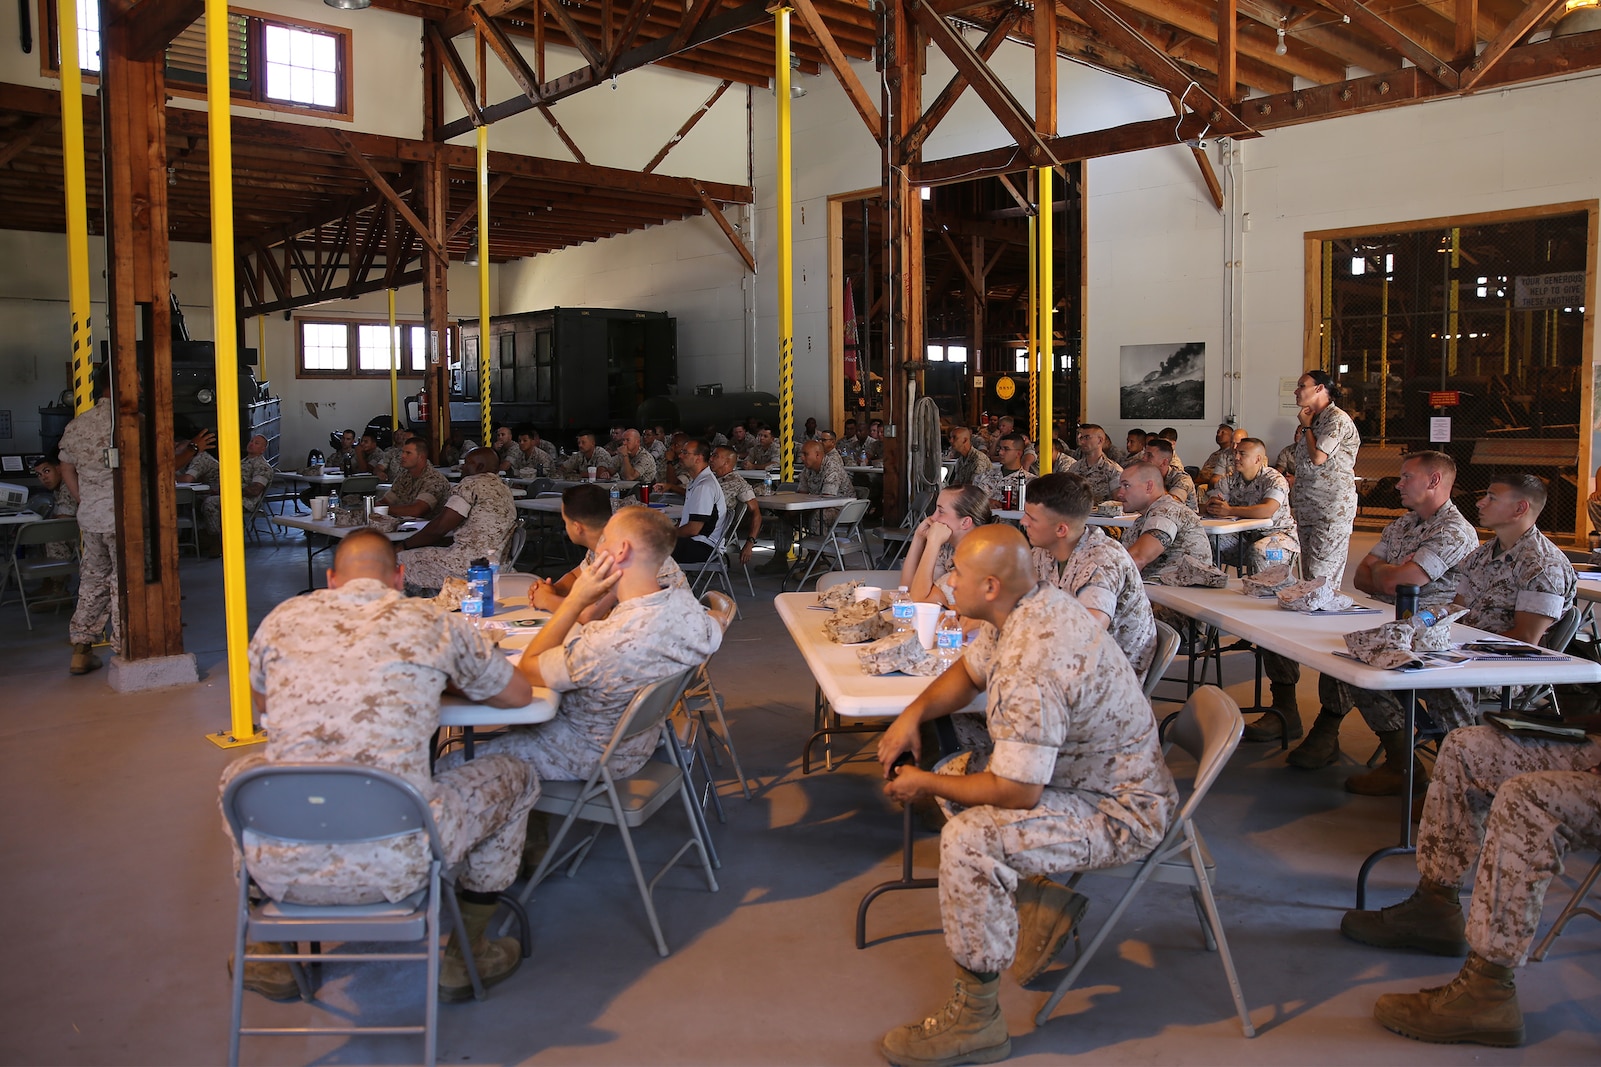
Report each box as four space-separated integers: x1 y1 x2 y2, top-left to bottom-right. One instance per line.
467 557 496 617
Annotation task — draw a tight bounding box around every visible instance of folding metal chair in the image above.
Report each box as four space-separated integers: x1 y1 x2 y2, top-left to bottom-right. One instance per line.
0 517 79 629
1142 620 1182 701
873 487 934 568
1531 853 1601 961
681 502 745 611
222 763 500 1067
791 497 873 591
244 488 279 545
1036 685 1254 1037
512 669 718 957
677 592 751 814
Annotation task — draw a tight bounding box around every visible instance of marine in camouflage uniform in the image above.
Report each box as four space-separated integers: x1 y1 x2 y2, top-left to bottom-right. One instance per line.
717 469 759 517
1274 443 1297 481
508 442 556 477
181 448 224 533
1208 464 1299 574
241 453 274 513
440 584 721 781
560 445 614 478
742 441 779 469
1031 531 1158 678
41 482 80 561
1377 524 1574 735
1343 499 1480 734
1290 400 1360 584
399 472 517 593
1125 494 1212 580
221 577 537 904
381 463 453 520
582 545 688 592
947 445 994 489
58 397 119 655
1164 460 1200 513
1074 453 1123 505
615 447 657 488
931 584 1177 975
977 465 1035 505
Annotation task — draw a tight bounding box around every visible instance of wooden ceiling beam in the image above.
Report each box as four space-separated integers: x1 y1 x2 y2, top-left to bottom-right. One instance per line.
1456 0 1478 60
0 116 54 169
1171 92 1223 209
1218 0 1237 101
428 22 484 124
446 172 514 239
792 0 882 140
911 0 1060 167
905 13 1014 158
1163 27 1295 94
112 0 204 62
329 132 447 262
643 78 731 172
1458 0 1565 91
537 0 608 69
1316 0 1459 88
1104 0 1346 84
1236 0 1401 72
692 181 755 272
607 0 660 73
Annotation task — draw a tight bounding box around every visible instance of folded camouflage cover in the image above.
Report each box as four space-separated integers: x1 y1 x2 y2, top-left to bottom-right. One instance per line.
824 599 892 644
1241 562 1297 597
816 580 865 611
1276 577 1354 613
1153 556 1229 588
857 630 942 676
434 576 472 609
1344 609 1467 667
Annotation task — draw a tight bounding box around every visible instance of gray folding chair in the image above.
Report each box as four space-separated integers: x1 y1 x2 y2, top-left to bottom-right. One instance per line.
873 487 934 568
338 473 381 498
174 486 201 556
513 668 718 957
1036 685 1254 1038
0 517 80 629
681 502 745 612
244 486 279 545
1142 620 1182 701
792 497 873 590
222 763 496 1067
678 592 751 813
1531 853 1601 961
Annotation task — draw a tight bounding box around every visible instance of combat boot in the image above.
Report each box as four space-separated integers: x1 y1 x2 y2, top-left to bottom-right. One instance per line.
1341 879 1468 956
69 642 102 675
1346 729 1429 796
1242 683 1303 742
882 965 1011 1067
1011 876 1088 986
439 896 523 1002
1372 953 1524 1046
1286 710 1345 768
226 941 301 1001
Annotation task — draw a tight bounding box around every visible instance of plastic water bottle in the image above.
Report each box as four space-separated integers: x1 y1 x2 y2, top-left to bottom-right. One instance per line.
467 557 495 617
328 485 341 514
460 595 484 628
488 551 501 605
890 586 914 633
610 484 621 513
1265 547 1285 564
935 610 963 670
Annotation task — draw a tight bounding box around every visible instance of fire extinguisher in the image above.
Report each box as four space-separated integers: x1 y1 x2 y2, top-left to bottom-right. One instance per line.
415 383 430 423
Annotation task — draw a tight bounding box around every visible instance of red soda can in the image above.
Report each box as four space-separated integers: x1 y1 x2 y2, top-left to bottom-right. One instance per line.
639 482 651 505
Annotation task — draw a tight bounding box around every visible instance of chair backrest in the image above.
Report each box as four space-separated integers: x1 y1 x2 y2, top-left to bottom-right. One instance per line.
501 518 526 565
903 488 935 527
817 569 905 592
13 517 79 549
221 763 444 859
831 497 871 531
701 591 737 633
607 668 698 750
339 474 380 497
1544 604 1581 653
719 502 747 550
175 486 196 505
527 477 555 496
1162 685 1244 826
1142 620 1181 699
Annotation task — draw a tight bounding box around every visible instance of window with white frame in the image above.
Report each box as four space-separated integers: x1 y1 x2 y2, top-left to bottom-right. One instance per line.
298 319 436 379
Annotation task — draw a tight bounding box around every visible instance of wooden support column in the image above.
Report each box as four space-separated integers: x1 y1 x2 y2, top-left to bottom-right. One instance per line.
882 0 923 523
421 30 452 455
967 234 985 427
100 4 183 659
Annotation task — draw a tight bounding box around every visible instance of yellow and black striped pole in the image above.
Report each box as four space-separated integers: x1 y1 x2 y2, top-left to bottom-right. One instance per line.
388 289 399 432
775 4 795 481
1037 165 1053 475
1027 201 1037 440
58 0 94 413
478 126 492 450
203 0 262 748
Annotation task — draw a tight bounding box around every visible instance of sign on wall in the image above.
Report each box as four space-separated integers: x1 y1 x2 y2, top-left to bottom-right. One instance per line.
1514 272 1586 309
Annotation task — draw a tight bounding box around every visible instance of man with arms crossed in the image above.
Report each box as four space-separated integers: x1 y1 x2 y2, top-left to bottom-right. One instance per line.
875 526 1176 1066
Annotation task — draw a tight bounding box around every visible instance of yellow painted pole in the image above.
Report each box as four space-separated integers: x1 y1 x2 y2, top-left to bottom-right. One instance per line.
1448 226 1460 376
388 289 399 431
478 126 492 450
58 0 94 414
203 0 262 749
776 5 795 482
1027 205 1037 435
1037 165 1053 475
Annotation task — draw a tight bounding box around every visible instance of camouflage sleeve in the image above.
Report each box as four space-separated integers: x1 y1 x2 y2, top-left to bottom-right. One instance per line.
962 623 998 688
445 614 516 701
984 668 1060 786
1514 553 1568 621
536 625 606 694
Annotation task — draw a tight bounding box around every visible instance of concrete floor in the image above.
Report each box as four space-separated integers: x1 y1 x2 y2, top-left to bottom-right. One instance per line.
1 529 1598 1065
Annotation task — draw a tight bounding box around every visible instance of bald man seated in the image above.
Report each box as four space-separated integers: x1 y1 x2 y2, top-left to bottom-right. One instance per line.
875 525 1177 1067
221 530 538 1003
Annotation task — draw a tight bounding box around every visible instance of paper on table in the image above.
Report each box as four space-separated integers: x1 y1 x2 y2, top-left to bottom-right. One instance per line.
1333 649 1472 672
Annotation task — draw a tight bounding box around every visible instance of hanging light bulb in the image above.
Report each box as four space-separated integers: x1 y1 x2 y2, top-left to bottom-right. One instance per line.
1275 20 1288 56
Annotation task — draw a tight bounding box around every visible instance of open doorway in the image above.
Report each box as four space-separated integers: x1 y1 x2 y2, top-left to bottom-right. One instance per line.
828 166 1084 439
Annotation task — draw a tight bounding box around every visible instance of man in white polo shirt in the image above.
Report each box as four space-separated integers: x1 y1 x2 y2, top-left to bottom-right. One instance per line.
672 437 728 565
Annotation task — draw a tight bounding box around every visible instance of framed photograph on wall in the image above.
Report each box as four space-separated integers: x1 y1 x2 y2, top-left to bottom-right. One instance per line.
1120 342 1205 420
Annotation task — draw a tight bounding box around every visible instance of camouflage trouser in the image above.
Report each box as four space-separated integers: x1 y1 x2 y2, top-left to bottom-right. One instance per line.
44 539 74 561
398 545 470 596
437 713 659 783
1212 530 1298 577
69 530 119 651
1417 725 1601 967
220 752 539 904
1348 683 1505 735
199 494 222 534
1292 491 1355 586
933 750 1164 974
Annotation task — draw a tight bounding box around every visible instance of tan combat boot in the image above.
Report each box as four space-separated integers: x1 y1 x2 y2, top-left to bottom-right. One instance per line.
1372 953 1524 1046
1242 683 1303 742
69 642 102 675
227 941 301 1001
1341 879 1468 956
439 896 523 1002
882 965 1011 1067
1010 876 1089 986
1346 729 1429 796
1286 710 1345 768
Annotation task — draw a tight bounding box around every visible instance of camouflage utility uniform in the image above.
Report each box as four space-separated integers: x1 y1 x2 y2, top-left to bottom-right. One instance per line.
1418 725 1601 967
617 450 657 488
1031 529 1158 678
1343 501 1481 732
241 454 274 515
1274 444 1296 480
440 585 721 782
220 578 538 904
1208 465 1300 574
1389 526 1575 733
978 467 1035 505
182 450 223 533
1075 454 1123 504
1290 403 1360 584
934 584 1177 974
400 473 517 593
743 443 779 469
561 448 614 478
510 444 556 477
382 464 453 520
1164 461 1200 513
583 546 688 592
1126 494 1212 579
42 484 80 561
59 398 119 651
947 450 994 489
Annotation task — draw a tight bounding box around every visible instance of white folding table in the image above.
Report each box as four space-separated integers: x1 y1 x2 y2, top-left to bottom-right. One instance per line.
270 514 419 590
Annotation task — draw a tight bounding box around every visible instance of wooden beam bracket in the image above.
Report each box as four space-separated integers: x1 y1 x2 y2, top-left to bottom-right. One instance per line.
330 130 447 262
1316 0 1461 89
791 0 882 141
693 182 755 273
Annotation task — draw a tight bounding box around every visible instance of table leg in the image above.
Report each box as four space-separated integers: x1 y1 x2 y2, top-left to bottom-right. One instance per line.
1355 686 1418 909
855 718 957 949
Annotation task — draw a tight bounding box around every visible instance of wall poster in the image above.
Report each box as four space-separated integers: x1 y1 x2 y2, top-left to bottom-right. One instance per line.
1119 342 1205 421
